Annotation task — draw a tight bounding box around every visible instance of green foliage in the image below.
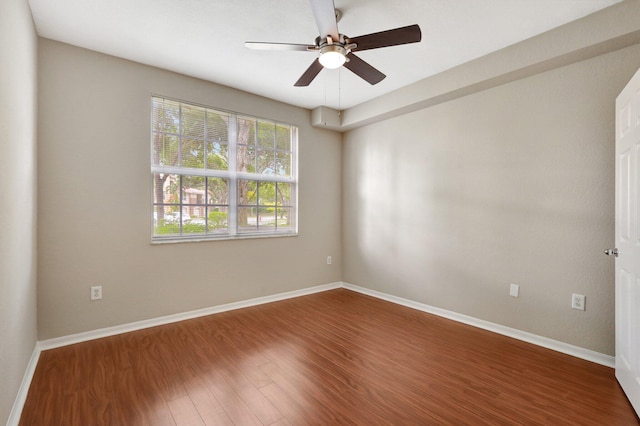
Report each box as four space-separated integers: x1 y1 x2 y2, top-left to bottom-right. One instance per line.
154 210 229 235
208 211 228 229
155 220 206 234
154 220 181 235
182 222 206 234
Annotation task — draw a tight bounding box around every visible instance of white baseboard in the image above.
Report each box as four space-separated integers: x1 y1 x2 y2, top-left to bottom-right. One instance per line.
39 282 342 350
38 280 614 367
12 280 613 424
37 282 615 366
6 343 41 426
342 282 614 368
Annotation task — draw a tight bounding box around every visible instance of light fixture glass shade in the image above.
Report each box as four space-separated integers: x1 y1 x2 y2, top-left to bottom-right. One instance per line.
319 46 346 69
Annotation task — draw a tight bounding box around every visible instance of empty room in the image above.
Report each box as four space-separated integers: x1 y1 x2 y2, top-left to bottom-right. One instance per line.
3 0 640 424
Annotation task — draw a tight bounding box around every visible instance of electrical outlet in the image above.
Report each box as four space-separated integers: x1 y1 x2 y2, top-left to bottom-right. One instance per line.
90 285 102 301
571 293 585 311
327 256 332 265
509 283 520 298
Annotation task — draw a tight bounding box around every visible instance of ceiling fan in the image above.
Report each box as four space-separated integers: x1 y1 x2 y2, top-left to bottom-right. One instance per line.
244 0 422 87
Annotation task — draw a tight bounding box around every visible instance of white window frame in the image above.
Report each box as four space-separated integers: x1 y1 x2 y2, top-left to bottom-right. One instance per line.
151 96 298 242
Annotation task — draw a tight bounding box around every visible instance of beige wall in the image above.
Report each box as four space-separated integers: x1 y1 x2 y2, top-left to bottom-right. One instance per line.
343 42 640 355
0 0 38 423
37 39 342 340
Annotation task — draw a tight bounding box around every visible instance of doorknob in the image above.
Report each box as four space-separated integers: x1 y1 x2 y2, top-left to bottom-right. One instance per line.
604 248 619 257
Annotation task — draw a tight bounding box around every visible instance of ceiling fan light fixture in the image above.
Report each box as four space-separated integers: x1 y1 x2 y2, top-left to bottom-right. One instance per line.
319 45 346 69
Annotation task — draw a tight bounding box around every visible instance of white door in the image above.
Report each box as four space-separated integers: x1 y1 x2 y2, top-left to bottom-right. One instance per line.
615 66 640 415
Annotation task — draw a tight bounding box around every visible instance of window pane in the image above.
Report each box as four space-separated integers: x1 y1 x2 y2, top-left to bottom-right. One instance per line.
276 182 292 206
153 98 180 134
258 181 276 206
276 207 293 230
154 206 181 236
207 206 228 233
237 117 256 146
207 111 229 143
276 124 291 151
206 141 228 171
207 177 228 205
258 207 276 230
275 151 291 177
257 121 275 150
256 149 275 175
237 145 255 173
182 105 205 139
238 207 257 233
238 179 256 232
182 211 204 235
152 134 179 167
257 188 277 230
182 176 206 235
187 205 205 221
181 138 204 169
182 175 205 204
153 173 180 204
238 179 257 206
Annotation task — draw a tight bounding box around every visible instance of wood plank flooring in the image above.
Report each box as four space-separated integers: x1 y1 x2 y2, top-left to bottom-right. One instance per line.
20 289 639 425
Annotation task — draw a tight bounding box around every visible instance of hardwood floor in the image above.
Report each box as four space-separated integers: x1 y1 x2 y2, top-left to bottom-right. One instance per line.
20 289 639 425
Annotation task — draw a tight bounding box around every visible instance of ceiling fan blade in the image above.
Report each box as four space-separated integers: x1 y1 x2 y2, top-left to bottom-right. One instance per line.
245 42 315 52
343 53 386 85
349 24 422 52
294 58 324 86
309 0 339 40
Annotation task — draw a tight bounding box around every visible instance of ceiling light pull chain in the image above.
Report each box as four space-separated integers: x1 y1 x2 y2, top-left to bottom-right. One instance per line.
338 68 342 117
324 70 328 106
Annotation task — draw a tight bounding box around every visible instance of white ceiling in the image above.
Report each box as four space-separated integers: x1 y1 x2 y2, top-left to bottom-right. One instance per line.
28 0 621 110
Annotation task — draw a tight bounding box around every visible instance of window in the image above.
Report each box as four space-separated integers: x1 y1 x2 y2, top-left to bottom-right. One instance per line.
151 96 297 241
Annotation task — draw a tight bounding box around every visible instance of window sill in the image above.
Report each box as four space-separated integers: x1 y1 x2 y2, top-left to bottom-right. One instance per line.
151 232 298 244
